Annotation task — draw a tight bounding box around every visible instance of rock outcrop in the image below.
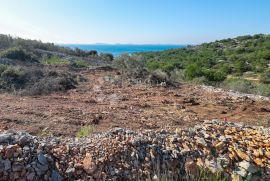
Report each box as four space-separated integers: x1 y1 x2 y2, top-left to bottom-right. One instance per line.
0 120 269 180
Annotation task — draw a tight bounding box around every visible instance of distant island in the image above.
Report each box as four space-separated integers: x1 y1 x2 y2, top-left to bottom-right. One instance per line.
63 44 184 56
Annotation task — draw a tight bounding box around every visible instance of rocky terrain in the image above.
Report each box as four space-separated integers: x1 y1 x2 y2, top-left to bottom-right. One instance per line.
0 120 269 181
1 34 270 180
0 69 270 136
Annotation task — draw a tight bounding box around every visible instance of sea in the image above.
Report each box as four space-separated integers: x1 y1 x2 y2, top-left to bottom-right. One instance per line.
64 44 185 57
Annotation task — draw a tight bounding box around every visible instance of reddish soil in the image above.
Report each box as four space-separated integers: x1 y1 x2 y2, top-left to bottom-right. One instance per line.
0 69 270 136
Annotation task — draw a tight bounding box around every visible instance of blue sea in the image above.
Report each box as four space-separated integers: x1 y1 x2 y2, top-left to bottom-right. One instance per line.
64 44 185 56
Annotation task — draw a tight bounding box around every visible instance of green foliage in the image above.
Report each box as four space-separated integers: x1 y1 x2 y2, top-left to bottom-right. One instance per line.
70 59 89 68
0 65 78 95
234 60 250 74
76 125 96 138
74 48 97 57
43 56 70 65
0 47 37 62
0 66 26 90
223 77 270 96
114 54 148 80
253 83 270 97
0 64 9 74
147 60 182 73
223 78 254 94
184 63 202 80
100 53 114 61
0 34 96 58
260 69 270 84
139 34 270 96
0 34 109 64
37 128 53 137
202 69 227 82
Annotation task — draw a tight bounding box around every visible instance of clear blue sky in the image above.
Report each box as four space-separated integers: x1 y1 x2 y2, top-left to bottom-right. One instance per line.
0 0 269 44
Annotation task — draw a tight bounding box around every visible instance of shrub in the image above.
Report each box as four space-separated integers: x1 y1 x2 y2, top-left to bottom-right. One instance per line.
0 66 78 95
252 84 270 97
146 60 182 74
191 76 209 85
100 53 114 61
70 60 89 68
37 128 53 137
0 64 9 74
223 78 254 94
234 60 250 74
202 69 226 82
0 66 26 89
22 71 77 96
43 56 70 65
260 69 270 84
0 47 37 62
149 69 169 84
114 54 148 81
76 125 96 138
184 63 202 80
169 69 185 83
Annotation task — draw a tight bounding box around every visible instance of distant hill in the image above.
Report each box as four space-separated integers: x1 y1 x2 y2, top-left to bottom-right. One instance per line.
0 34 114 64
136 34 270 96
0 34 113 95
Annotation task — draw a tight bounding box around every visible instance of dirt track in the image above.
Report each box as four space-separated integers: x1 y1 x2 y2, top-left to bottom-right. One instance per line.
0 69 270 136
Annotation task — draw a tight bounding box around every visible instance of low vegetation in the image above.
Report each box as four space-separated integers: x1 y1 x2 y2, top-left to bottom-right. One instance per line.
42 56 70 65
1 34 270 97
122 34 270 96
0 47 38 62
0 34 111 95
76 125 96 138
0 65 78 95
70 59 90 68
0 34 101 58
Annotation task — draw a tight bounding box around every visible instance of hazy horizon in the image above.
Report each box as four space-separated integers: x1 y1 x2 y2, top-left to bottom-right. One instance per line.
0 0 270 44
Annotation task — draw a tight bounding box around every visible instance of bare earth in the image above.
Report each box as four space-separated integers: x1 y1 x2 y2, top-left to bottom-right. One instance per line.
0 69 270 136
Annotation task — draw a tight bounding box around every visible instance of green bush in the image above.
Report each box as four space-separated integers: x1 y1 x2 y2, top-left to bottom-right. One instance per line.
223 78 254 94
0 66 26 89
76 125 96 138
43 56 70 65
253 84 270 97
114 54 148 81
184 63 202 80
70 60 89 68
169 69 185 83
260 69 270 84
100 53 114 61
147 60 182 73
0 64 9 74
234 60 250 74
0 65 78 95
202 69 227 82
0 47 37 62
222 78 270 96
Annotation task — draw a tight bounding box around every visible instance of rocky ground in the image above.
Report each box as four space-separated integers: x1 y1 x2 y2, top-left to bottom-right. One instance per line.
0 68 270 180
0 69 270 136
0 120 269 181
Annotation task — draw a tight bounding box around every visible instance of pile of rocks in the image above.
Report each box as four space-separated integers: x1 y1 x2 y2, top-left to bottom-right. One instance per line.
0 120 269 180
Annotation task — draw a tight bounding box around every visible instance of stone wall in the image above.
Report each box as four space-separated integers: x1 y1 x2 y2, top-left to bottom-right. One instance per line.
0 120 269 180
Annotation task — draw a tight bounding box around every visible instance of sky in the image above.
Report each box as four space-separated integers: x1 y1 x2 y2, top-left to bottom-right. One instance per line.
0 0 269 44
